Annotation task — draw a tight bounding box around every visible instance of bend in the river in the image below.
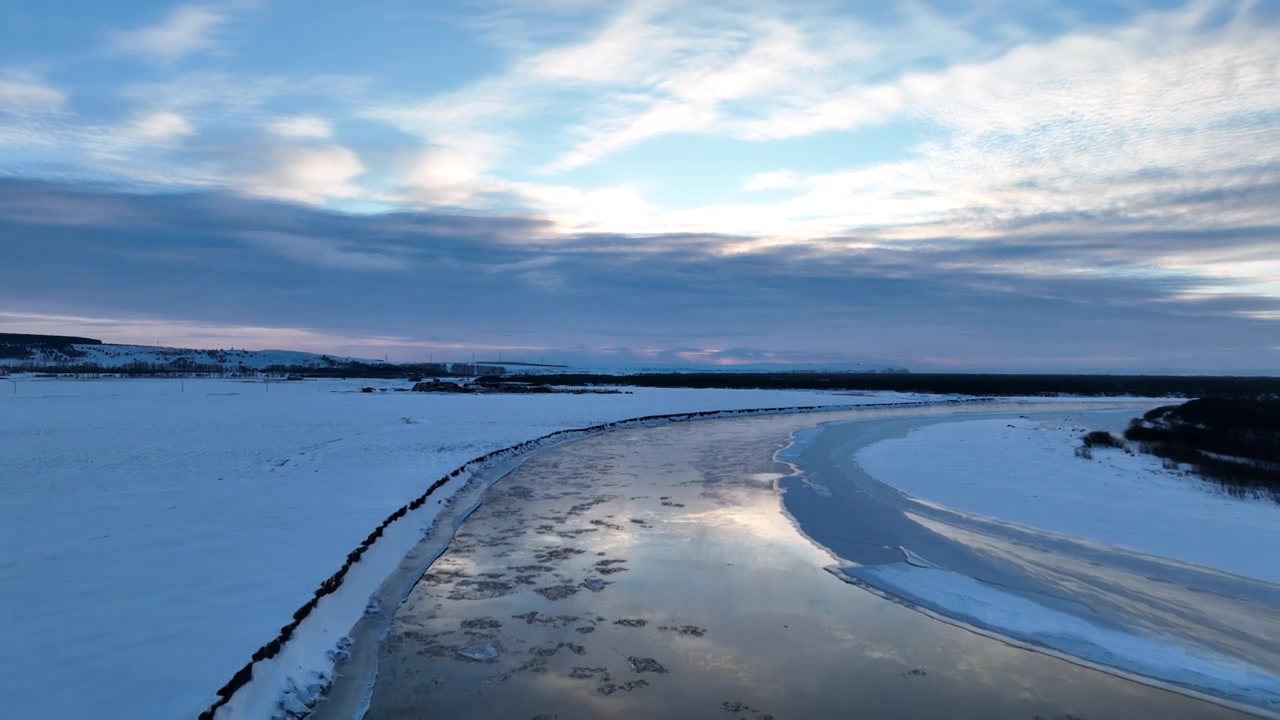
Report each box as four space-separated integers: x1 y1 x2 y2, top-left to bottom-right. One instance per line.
316 403 1272 719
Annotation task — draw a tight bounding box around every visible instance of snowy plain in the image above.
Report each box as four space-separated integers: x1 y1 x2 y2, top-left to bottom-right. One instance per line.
0 376 896 719
855 415 1280 585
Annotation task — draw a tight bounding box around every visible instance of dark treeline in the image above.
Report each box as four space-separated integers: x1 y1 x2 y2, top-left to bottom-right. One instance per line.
0 332 102 346
1124 398 1280 501
1127 398 1280 464
516 372 1280 398
0 333 100 360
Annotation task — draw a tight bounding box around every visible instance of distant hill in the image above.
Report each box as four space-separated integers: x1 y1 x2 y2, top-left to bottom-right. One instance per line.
1 333 910 376
0 333 379 371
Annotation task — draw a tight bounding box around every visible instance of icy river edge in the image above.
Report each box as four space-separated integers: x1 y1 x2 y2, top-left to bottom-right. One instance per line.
780 406 1280 716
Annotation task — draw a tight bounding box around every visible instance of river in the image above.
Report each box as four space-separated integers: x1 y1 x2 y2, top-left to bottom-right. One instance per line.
316 403 1263 719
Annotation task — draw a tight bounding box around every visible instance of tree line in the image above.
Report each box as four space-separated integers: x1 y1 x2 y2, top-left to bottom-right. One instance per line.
518 372 1280 398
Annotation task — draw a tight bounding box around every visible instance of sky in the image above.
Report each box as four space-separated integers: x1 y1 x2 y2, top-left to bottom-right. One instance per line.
2 0 1278 372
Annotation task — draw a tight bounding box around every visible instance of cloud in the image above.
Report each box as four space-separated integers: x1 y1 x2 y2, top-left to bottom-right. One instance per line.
362 1 876 193
502 180 653 232
362 0 1279 241
546 99 719 173
124 110 195 142
268 116 333 139
533 4 876 172
237 231 409 271
243 145 367 204
567 1 1280 250
112 5 227 63
362 79 522 208
404 134 508 206
0 72 66 114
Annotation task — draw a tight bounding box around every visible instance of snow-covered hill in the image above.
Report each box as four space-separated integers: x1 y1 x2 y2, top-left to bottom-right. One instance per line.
0 341 379 370
0 334 908 374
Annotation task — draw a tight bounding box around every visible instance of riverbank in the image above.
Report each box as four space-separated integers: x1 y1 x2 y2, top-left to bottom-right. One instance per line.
781 407 1280 714
0 377 892 719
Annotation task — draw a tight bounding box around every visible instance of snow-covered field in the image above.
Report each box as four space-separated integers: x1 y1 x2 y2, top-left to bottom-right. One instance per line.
0 377 887 719
856 416 1280 585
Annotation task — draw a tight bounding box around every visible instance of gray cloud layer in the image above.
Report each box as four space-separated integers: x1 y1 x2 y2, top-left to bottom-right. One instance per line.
2 179 1277 372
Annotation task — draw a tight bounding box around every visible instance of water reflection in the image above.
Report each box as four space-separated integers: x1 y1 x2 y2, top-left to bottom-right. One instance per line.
363 407 1251 719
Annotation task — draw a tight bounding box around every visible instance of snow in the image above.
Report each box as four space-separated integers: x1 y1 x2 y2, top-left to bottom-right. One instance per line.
846 563 1280 711
855 416 1280 585
0 377 909 720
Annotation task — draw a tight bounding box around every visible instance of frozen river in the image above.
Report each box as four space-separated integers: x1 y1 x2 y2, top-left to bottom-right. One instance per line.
318 404 1266 719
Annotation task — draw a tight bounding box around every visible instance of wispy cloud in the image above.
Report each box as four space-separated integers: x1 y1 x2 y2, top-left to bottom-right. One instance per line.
123 72 371 114
267 116 333 139
356 0 1280 244
112 5 228 63
0 72 67 114
533 4 875 172
123 110 195 142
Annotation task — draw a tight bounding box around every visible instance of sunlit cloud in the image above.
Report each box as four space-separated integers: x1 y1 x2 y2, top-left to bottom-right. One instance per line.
124 110 195 142
267 116 333 139
243 145 367 204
